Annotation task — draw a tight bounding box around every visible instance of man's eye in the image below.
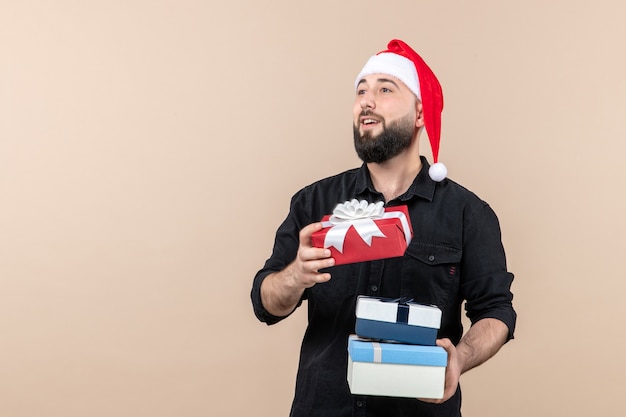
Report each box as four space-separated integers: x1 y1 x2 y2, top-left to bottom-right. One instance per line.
381 87 391 93
357 89 366 95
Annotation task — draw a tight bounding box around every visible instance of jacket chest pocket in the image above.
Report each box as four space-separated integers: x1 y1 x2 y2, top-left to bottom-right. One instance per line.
400 242 462 309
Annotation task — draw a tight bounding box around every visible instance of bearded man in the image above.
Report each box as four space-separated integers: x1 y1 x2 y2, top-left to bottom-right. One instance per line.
251 39 516 417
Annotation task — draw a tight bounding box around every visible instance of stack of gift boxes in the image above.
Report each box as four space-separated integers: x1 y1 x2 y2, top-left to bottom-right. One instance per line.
348 296 447 399
311 200 448 399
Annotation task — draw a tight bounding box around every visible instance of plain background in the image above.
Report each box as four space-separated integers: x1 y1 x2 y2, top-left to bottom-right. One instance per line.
2 1 625 416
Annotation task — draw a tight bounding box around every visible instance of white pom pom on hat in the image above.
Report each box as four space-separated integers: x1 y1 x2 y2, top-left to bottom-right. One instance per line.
428 162 447 182
356 39 447 182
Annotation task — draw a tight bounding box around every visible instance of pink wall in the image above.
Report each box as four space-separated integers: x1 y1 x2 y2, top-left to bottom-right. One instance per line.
1 1 625 416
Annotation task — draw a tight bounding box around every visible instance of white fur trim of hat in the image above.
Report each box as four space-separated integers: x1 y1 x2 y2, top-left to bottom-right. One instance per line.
355 53 421 100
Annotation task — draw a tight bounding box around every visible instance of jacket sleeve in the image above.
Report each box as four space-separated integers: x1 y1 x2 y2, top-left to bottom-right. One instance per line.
250 187 313 325
460 202 517 341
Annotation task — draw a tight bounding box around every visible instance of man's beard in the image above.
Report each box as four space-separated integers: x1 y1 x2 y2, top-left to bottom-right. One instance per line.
353 112 414 164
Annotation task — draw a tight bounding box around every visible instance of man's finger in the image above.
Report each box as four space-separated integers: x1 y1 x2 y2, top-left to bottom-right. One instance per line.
436 338 454 352
299 222 324 247
299 246 332 263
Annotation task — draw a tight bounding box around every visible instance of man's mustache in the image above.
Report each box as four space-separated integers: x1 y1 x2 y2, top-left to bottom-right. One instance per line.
360 109 384 120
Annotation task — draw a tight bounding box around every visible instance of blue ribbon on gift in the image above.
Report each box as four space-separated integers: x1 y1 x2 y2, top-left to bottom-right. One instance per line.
379 297 414 324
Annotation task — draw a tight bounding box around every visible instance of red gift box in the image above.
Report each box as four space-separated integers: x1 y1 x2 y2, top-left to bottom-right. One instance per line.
311 202 413 266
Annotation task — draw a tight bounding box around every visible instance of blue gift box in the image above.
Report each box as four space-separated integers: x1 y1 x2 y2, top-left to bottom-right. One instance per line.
347 335 448 399
355 296 442 345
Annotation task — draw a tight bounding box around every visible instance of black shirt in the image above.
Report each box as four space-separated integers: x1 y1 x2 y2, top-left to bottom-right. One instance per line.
251 158 516 417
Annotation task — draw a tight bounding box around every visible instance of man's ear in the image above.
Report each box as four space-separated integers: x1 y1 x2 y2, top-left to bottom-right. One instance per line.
415 100 424 128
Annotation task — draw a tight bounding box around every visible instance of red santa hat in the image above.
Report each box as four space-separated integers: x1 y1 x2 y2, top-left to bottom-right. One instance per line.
355 39 447 181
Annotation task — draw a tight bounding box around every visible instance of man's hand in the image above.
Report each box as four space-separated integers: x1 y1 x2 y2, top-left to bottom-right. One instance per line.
260 222 335 317
418 318 509 404
418 338 460 404
286 222 335 289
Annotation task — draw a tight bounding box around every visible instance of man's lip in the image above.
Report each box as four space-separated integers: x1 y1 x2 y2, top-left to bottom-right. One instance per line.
360 117 381 125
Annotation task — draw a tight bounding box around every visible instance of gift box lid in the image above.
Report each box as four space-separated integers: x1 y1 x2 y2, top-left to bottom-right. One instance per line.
355 296 442 329
348 335 447 367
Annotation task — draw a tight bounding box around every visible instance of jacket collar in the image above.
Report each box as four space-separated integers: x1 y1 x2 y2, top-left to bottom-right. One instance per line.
355 156 437 202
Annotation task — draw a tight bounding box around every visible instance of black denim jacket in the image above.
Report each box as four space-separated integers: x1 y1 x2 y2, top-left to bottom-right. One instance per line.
251 157 516 417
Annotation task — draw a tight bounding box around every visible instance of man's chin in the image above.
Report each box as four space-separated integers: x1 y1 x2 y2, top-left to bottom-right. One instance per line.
358 129 380 141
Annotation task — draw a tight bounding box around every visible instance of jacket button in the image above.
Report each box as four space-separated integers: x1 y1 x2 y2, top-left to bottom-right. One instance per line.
428 255 435 262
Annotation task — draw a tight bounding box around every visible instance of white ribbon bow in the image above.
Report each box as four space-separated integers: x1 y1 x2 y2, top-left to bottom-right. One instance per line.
322 199 387 253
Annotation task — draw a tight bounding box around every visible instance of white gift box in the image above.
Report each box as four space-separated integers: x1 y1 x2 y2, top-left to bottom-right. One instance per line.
347 335 447 399
355 296 442 345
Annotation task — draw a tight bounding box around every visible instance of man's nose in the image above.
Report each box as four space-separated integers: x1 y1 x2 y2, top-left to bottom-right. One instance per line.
360 94 375 110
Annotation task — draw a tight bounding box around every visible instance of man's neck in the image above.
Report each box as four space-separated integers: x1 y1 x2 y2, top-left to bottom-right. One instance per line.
367 153 422 203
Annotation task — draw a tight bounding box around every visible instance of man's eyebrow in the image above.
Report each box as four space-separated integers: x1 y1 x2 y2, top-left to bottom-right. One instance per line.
356 77 401 88
377 78 400 88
